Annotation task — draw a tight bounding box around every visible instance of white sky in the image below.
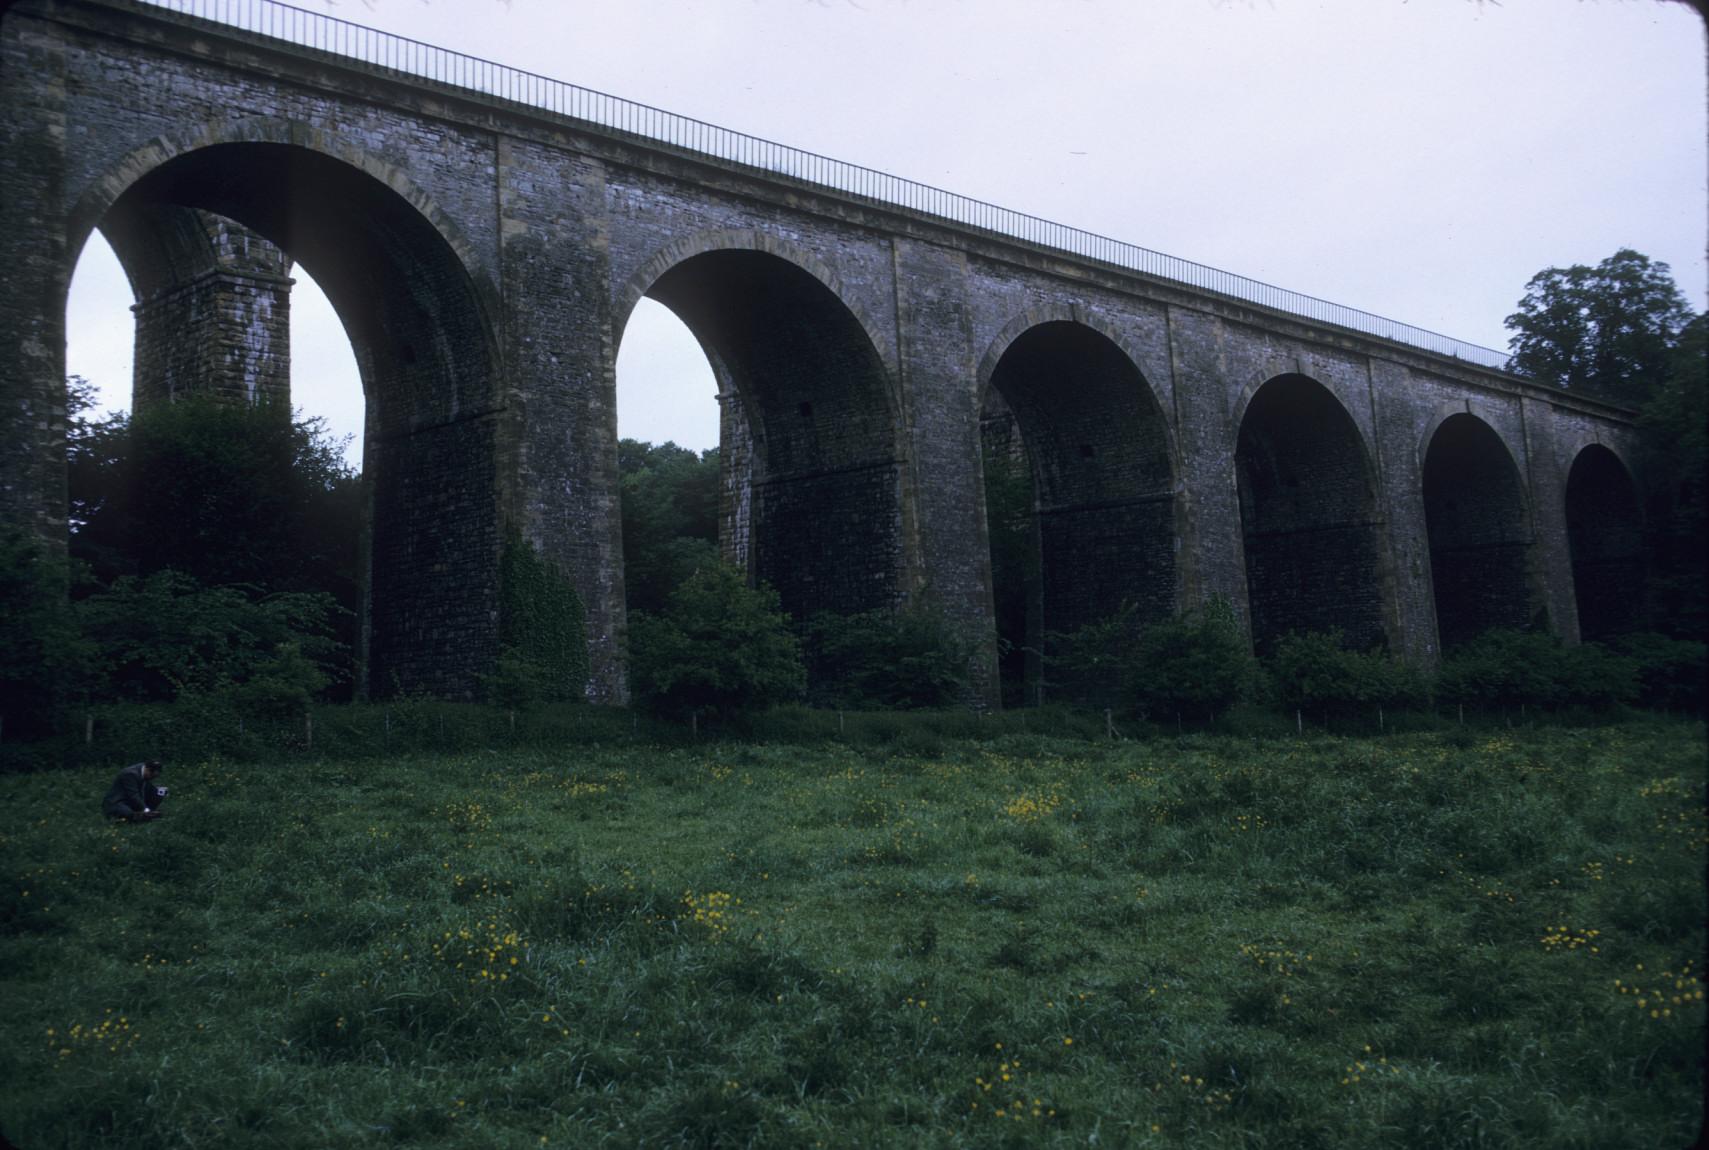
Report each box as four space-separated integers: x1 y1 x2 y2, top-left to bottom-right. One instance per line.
66 0 1708 468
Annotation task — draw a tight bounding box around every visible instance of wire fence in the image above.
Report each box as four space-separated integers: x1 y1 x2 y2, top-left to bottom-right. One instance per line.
130 0 1513 372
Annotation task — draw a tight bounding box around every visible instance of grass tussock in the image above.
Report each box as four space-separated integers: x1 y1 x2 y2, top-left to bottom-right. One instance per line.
1 721 1703 1148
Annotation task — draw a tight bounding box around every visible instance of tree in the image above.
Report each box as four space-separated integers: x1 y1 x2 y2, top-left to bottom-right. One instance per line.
67 388 364 694
1505 249 1693 406
1637 313 1708 637
618 439 721 614
68 392 361 601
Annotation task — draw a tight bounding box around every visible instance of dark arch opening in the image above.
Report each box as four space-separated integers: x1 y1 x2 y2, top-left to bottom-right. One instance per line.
1236 374 1387 653
643 249 902 622
1565 445 1644 640
982 321 1175 705
1423 414 1537 648
98 142 500 699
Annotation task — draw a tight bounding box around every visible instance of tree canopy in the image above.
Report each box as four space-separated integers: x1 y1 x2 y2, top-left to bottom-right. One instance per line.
68 383 362 602
618 438 720 615
1504 248 1694 406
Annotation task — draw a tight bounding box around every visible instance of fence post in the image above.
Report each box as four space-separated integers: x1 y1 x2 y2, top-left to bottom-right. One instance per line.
1105 708 1114 740
1296 709 1303 735
305 712 313 750
85 714 94 745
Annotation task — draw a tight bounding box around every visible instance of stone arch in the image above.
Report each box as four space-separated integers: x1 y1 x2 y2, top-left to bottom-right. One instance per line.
1413 400 1521 473
618 229 897 382
976 304 1171 426
1422 411 1537 648
68 117 493 306
621 237 905 624
65 120 505 700
1235 373 1389 653
977 310 1177 704
1564 443 1644 640
1229 369 1379 474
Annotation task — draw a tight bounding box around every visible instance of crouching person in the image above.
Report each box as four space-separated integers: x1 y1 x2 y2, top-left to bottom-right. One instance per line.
102 760 167 822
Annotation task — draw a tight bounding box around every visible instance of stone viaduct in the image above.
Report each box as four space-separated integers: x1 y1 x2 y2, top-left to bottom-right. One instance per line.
1 0 1647 705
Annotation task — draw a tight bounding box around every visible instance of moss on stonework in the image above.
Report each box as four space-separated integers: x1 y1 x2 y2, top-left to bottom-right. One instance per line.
497 533 589 703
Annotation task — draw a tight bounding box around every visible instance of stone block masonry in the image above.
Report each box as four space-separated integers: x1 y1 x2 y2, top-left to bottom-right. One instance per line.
103 207 295 409
0 0 1643 704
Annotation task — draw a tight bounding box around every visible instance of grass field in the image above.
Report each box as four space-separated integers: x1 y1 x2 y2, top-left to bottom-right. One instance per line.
2 720 1703 1148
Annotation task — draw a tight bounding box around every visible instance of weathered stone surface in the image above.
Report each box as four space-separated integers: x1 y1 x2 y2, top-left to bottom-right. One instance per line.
103 206 293 409
0 0 1644 704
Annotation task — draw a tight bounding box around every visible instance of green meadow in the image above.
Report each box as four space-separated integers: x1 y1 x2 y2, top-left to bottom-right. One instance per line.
2 721 1703 1148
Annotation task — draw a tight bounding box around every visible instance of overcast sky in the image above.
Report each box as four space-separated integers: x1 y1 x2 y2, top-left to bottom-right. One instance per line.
66 0 1707 466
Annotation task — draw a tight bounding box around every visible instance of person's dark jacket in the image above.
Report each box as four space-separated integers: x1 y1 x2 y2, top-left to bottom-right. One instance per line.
102 763 161 819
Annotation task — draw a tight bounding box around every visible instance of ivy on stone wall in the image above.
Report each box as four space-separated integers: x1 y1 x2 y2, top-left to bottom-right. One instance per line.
497 534 589 704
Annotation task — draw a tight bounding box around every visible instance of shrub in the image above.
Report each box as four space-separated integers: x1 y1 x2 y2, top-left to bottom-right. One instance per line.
481 649 549 712
1552 642 1642 711
220 641 329 720
1269 629 1428 719
804 603 973 709
73 571 344 704
1130 596 1255 723
1434 629 1638 712
1044 603 1143 710
627 562 804 720
1604 631 1706 713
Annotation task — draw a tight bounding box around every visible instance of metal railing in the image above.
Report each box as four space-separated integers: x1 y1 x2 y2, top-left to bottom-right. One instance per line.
130 0 1513 372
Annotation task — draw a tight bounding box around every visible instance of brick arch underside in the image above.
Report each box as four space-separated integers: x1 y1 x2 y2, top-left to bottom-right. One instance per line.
111 142 500 699
645 249 901 619
1423 414 1535 648
1565 445 1643 641
984 321 1176 692
1236 374 1386 653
